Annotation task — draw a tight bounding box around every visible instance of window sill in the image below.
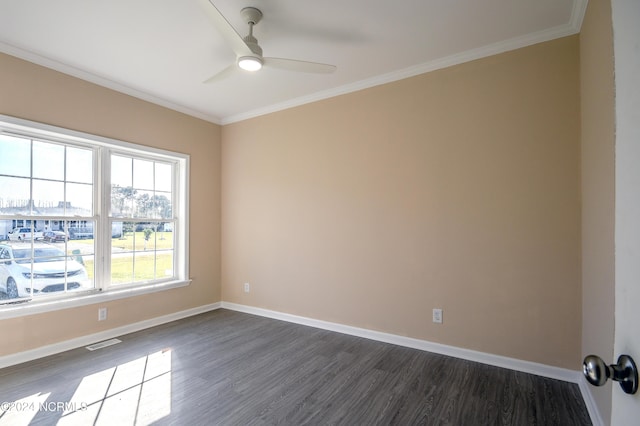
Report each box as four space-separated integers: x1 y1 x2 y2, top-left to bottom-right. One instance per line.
0 279 192 320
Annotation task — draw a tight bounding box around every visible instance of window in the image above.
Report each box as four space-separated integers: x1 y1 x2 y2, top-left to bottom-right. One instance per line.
0 115 189 313
110 154 175 286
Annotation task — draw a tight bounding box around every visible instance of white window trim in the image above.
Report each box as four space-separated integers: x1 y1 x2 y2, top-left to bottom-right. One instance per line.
0 115 190 320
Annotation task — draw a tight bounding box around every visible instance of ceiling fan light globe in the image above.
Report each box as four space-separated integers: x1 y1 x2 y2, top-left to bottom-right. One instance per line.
238 56 263 72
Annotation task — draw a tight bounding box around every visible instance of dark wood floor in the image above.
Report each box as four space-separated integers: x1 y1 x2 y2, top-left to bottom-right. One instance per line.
0 309 591 425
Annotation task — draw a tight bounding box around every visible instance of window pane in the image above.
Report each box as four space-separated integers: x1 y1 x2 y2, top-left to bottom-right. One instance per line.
67 146 93 184
158 251 174 279
0 176 31 215
111 155 132 187
68 221 94 240
33 141 64 181
1 220 9 241
158 228 174 252
134 190 154 218
134 254 156 282
133 159 154 190
0 135 30 178
155 192 172 219
111 221 133 286
141 223 157 251
111 185 136 217
32 179 64 214
111 222 123 239
67 183 93 216
0 243 34 299
111 253 134 285
41 219 69 244
155 163 172 192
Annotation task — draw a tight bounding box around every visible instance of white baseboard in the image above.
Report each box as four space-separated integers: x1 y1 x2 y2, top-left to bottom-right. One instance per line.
578 379 606 426
221 302 581 383
0 302 221 369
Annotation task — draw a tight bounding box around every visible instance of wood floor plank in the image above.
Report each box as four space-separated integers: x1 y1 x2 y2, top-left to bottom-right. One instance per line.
0 309 592 425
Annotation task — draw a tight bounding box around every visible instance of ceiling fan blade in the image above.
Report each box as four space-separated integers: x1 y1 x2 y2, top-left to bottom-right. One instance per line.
198 0 253 57
203 64 236 84
264 57 337 74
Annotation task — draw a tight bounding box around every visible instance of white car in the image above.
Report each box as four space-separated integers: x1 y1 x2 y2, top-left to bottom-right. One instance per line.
7 227 44 241
0 242 89 299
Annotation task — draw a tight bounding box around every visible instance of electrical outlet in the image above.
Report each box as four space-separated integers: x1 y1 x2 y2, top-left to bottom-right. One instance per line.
244 282 250 293
98 307 107 321
432 308 443 324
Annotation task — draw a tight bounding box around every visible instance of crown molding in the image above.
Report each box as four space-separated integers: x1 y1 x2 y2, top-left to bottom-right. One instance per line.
1 0 588 127
0 41 223 125
222 2 588 125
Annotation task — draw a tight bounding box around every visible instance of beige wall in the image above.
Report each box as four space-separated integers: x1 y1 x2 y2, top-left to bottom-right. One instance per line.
0 53 222 356
222 36 582 368
580 0 616 422
0 34 585 371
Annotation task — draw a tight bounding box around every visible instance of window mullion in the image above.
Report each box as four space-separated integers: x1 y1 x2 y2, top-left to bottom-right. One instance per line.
96 147 109 292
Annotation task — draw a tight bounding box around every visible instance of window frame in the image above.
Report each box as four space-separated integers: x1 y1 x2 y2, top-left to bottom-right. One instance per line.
106 150 180 289
0 115 190 319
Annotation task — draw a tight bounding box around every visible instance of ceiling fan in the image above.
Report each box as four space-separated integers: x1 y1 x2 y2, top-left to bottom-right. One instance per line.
199 0 337 83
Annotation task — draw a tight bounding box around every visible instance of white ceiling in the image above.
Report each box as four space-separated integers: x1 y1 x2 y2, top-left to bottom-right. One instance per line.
0 0 586 125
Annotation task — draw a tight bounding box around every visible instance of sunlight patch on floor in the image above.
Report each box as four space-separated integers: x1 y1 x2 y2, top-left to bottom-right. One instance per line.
60 348 173 425
0 349 172 426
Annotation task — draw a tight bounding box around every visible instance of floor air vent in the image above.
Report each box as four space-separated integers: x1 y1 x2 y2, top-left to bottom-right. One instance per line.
86 338 122 351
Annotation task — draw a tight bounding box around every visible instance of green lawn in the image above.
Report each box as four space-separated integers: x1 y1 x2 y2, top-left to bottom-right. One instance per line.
113 231 174 251
83 252 173 284
72 232 174 284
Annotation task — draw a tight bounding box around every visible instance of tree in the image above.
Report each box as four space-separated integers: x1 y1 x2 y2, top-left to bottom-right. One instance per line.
121 222 134 239
134 193 172 218
143 228 154 250
152 194 172 219
111 185 137 216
